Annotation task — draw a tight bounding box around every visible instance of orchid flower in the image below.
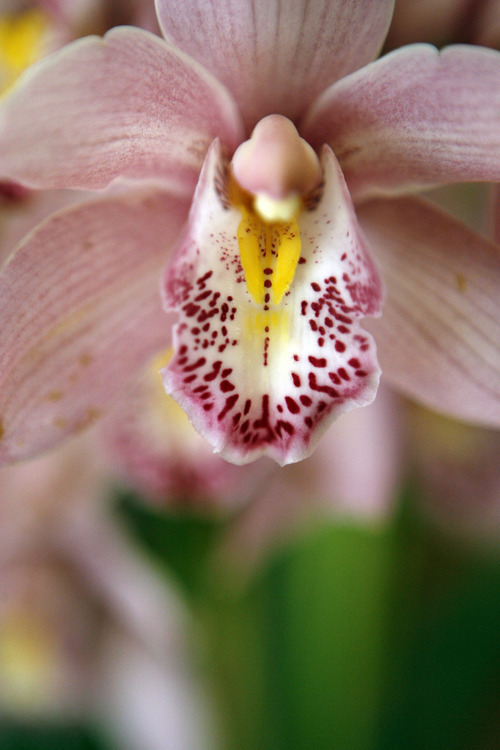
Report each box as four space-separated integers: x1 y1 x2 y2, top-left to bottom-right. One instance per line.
0 0 499 468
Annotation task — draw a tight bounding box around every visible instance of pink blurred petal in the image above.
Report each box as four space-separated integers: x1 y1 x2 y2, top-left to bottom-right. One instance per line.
0 188 190 464
358 196 500 426
221 385 402 572
303 44 500 199
265 384 403 518
0 26 243 192
156 0 395 130
0 429 105 561
102 352 273 507
163 141 382 466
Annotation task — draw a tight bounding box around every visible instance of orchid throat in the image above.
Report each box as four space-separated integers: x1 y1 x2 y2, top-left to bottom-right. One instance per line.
231 116 322 307
163 115 382 466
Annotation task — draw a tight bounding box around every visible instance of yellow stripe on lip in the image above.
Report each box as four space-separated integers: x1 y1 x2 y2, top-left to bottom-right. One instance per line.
237 202 302 308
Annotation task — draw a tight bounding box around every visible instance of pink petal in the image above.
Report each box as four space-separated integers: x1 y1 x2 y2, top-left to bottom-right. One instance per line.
303 44 500 199
0 26 243 192
358 196 500 426
162 140 383 466
0 188 190 464
156 0 395 130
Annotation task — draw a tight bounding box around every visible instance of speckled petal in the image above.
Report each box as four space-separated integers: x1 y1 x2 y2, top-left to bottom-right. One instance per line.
162 141 383 466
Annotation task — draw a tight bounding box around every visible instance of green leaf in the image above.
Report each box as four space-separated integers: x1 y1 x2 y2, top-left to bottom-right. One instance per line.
204 521 394 750
0 722 111 750
376 498 500 750
113 488 229 600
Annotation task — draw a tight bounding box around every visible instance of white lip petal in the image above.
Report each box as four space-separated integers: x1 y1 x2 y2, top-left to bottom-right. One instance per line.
162 140 383 465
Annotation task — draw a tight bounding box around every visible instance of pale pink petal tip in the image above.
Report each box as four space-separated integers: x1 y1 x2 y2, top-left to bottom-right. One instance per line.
231 115 321 201
162 141 383 466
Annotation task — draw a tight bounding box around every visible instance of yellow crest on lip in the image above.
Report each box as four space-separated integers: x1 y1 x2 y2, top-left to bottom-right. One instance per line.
237 203 302 307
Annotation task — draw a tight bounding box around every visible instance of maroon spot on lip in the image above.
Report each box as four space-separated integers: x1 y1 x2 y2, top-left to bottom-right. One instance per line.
203 361 222 381
308 356 327 368
309 372 338 398
198 270 213 283
183 357 206 372
285 396 300 414
194 289 211 301
183 303 200 317
218 393 239 421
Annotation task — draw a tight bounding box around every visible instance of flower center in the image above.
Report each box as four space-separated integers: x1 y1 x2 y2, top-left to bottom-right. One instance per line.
230 115 321 309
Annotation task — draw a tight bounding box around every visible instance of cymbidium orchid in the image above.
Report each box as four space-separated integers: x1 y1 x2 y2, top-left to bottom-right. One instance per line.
0 0 499 468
